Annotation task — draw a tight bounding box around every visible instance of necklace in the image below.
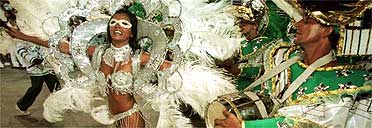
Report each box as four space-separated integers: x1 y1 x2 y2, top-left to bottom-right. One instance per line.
103 44 132 67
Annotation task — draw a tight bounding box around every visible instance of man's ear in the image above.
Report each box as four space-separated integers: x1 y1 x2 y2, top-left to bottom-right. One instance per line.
322 26 333 37
254 23 260 33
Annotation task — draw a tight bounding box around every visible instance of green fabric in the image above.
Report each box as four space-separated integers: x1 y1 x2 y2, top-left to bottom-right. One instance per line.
244 117 285 128
235 1 291 91
336 55 366 64
236 37 272 91
153 13 164 22
263 1 291 39
288 52 368 99
243 48 368 125
128 2 146 19
240 37 272 55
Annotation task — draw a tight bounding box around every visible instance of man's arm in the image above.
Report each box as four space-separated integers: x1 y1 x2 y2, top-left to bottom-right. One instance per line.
214 109 286 128
215 57 242 76
214 109 242 128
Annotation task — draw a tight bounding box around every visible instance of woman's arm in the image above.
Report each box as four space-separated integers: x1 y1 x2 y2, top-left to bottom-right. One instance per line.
140 51 150 66
5 29 49 48
6 28 97 59
160 60 172 70
139 51 172 70
58 41 96 59
87 45 96 59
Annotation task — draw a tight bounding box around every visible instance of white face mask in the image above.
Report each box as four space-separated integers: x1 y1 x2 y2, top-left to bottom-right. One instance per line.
109 19 132 28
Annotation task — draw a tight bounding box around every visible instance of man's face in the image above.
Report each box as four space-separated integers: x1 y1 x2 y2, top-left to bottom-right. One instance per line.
238 19 258 40
294 17 324 45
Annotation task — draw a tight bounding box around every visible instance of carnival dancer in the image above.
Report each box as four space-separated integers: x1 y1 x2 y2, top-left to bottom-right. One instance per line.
5 1 239 127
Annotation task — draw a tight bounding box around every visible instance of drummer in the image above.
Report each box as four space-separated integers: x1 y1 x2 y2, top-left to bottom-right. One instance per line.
214 1 371 128
215 0 290 91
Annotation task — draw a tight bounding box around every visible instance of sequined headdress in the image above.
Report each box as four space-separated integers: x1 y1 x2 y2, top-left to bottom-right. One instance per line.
287 0 372 56
289 0 371 26
232 0 269 38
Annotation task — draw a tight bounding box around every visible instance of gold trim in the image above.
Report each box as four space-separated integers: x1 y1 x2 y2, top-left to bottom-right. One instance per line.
268 43 293 69
290 85 372 105
241 120 245 128
288 1 372 25
283 46 302 103
285 45 366 71
349 26 355 54
289 117 327 128
296 60 366 71
284 46 301 85
336 26 346 56
268 43 292 95
221 96 243 121
366 29 371 54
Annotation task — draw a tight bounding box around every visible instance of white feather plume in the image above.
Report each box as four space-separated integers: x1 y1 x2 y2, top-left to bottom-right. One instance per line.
178 0 241 62
43 81 98 122
175 62 237 116
155 97 192 128
152 62 237 119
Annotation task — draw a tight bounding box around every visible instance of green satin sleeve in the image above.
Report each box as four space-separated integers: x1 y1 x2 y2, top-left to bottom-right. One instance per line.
243 117 285 128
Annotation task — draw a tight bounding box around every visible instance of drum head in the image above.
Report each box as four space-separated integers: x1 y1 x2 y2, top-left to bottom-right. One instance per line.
205 101 227 128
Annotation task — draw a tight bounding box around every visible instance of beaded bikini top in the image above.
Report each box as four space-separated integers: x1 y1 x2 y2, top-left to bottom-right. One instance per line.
94 44 138 95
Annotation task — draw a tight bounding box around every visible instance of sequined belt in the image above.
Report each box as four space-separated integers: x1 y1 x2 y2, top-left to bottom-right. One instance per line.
112 103 140 121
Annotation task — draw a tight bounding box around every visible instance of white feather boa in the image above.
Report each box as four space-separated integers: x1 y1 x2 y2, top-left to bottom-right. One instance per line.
43 85 95 122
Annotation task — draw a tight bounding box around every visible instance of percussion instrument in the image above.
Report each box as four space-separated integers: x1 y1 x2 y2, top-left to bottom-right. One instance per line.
205 91 275 128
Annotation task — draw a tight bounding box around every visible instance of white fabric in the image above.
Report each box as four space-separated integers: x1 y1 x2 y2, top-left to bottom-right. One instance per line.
278 97 372 128
245 55 302 91
244 91 268 118
0 60 4 68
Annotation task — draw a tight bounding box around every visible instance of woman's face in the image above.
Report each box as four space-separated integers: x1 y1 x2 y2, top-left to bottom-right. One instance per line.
109 13 133 44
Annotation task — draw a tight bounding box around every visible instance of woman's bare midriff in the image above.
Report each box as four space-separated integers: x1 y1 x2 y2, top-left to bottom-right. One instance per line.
99 59 136 115
108 92 135 115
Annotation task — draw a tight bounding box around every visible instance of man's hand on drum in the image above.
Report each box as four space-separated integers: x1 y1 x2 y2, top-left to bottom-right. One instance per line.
214 109 242 128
